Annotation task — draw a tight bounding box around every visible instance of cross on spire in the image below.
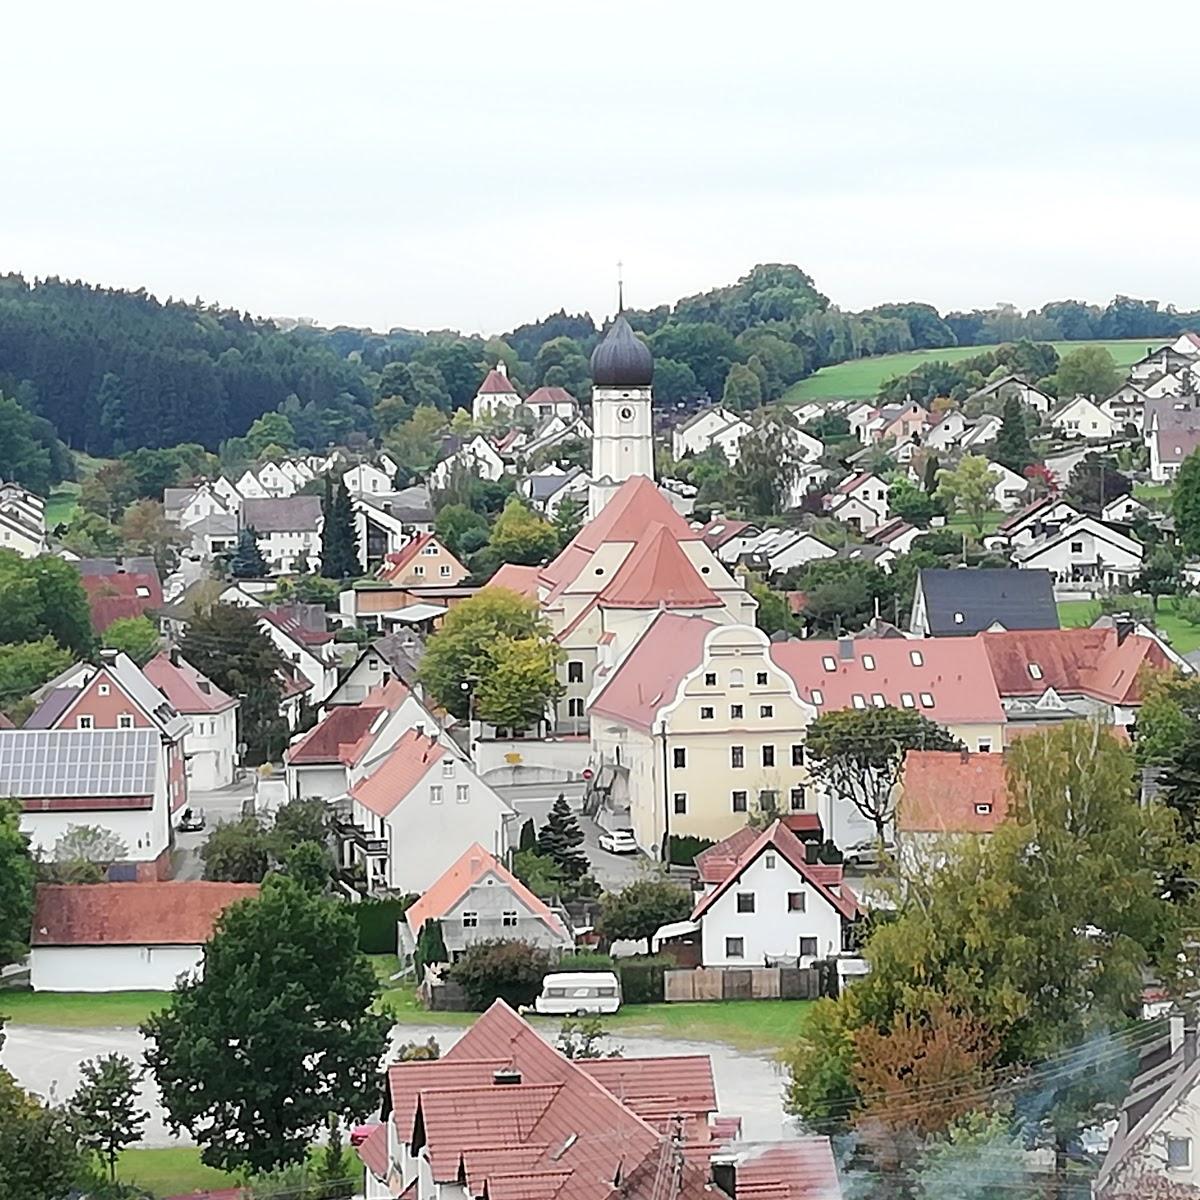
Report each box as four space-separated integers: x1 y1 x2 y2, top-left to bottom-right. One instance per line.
617 260 624 313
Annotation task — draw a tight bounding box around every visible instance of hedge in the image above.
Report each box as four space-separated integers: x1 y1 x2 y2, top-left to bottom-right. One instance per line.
667 834 715 866
354 896 417 954
617 955 674 1004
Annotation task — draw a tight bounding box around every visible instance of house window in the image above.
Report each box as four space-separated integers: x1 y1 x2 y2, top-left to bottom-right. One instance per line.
118 714 134 729
975 802 993 815
78 715 94 730
822 656 836 672
852 694 866 709
756 672 769 686
731 746 744 768
1070 541 1084 553
673 793 687 815
871 693 886 708
700 706 714 720
429 785 444 804
790 786 806 811
673 747 687 768
811 688 824 705
568 698 584 717
792 744 804 767
736 892 756 913
730 668 744 687
704 672 717 687
765 853 776 869
1028 663 1043 680
788 892 806 912
862 654 875 671
422 544 438 555
910 650 923 666
568 661 584 683
135 585 150 598
462 911 478 928
760 704 774 718
762 745 775 767
977 739 992 753
759 789 778 814
731 704 744 719
97 683 110 696
900 692 915 708
953 611 964 624
501 910 518 928
725 937 745 959
413 565 425 576
732 790 748 812
1167 1137 1191 1169
456 784 470 804
442 759 456 777
440 564 452 576
920 692 935 708
799 937 819 958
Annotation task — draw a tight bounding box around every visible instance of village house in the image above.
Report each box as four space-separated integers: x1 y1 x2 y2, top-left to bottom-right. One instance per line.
866 517 922 557
922 409 969 452
522 385 578 422
519 465 589 518
1101 493 1150 524
672 405 743 460
699 518 762 565
518 412 592 465
988 461 1030 511
257 607 339 704
1102 381 1151 428
237 461 299 499
967 374 1055 415
428 434 506 489
76 556 163 633
28 881 257 992
471 361 522 422
241 496 323 574
0 481 48 556
353 487 436 572
826 472 889 531
164 481 237 530
735 527 837 578
1050 394 1120 440
909 567 1059 637
376 532 468 588
1149 415 1200 483
991 495 1084 549
343 461 395 497
186 512 239 561
1011 515 1143 594
400 842 572 962
343 728 513 894
322 630 425 711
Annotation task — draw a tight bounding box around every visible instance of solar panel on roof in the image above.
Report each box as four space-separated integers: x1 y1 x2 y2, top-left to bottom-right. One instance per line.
0 729 158 797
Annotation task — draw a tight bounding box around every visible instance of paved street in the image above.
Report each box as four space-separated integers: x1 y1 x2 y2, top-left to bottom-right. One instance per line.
172 776 256 880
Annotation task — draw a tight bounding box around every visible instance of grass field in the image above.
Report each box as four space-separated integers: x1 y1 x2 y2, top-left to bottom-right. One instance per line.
784 339 1153 404
1058 595 1200 654
43 486 80 529
0 989 169 1027
117 1147 237 1195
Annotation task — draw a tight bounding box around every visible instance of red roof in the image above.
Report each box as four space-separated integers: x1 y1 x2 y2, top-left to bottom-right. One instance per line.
589 613 718 732
577 1056 717 1128
349 728 443 818
524 386 575 408
143 653 237 714
979 627 1170 705
598 523 722 610
80 571 164 632
286 703 386 766
478 368 519 395
31 882 258 946
733 1140 842 1200
695 825 761 884
259 608 332 649
769 636 1005 725
358 1123 390 1181
898 750 1010 834
698 518 752 550
691 821 858 923
0 712 13 729
404 843 567 940
378 533 463 582
488 563 542 599
833 471 878 495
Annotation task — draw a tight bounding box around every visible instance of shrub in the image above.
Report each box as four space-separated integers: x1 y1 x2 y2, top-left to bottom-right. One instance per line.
447 939 551 1010
617 955 675 1005
354 897 416 954
557 951 617 971
1098 593 1154 621
667 834 715 865
1176 594 1200 626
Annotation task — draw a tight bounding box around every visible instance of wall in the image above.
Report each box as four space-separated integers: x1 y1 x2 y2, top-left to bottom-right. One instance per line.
474 735 589 784
441 874 571 954
183 705 238 791
286 762 349 802
31 944 202 992
20 800 170 863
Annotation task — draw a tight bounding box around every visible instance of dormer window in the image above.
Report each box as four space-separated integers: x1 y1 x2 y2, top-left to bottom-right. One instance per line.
871 693 886 707
953 612 964 624
852 694 866 709
1028 663 1043 680
862 655 876 671
900 693 915 708
920 692 935 708
811 689 824 705
822 656 836 672
975 803 993 815
910 650 923 667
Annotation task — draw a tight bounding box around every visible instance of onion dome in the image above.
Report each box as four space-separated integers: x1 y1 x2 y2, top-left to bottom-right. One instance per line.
590 314 654 387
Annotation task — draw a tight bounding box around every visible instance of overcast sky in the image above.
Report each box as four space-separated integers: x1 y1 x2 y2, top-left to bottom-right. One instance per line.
5 1 1197 335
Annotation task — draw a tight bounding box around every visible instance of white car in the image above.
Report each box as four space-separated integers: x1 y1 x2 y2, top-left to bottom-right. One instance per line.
598 828 638 855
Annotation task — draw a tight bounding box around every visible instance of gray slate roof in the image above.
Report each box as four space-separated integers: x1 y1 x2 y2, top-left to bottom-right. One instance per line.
241 496 322 533
916 567 1060 636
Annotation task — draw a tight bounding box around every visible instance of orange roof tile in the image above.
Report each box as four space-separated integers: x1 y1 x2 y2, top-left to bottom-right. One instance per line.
404 843 567 940
898 750 1010 834
598 523 722 610
487 564 542 600
286 704 386 766
478 368 519 395
349 728 444 818
143 652 237 714
734 1141 842 1200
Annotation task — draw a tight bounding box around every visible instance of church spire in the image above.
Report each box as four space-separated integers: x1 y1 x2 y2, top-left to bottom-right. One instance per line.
617 260 624 314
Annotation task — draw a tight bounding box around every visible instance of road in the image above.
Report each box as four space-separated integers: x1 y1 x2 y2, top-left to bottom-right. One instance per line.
172 776 257 881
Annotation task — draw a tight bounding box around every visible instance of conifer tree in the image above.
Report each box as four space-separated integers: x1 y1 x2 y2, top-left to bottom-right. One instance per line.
230 526 268 578
992 394 1035 474
537 794 588 881
320 475 360 579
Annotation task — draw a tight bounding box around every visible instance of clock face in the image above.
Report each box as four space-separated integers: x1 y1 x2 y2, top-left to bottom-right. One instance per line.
619 405 635 422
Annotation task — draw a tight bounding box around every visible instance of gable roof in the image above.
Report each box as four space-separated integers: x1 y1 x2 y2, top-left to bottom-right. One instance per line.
996 493 1080 534
478 367 519 395
523 386 575 408
917 567 1059 636
404 843 567 940
0 728 161 805
598 523 722 610
142 652 237 714
241 495 322 533
378 533 464 582
349 728 444 818
898 750 1009 834
286 703 389 766
487 564 542 599
691 821 858 922
31 881 258 945
833 472 882 495
77 559 164 631
697 518 753 550
1011 516 1142 564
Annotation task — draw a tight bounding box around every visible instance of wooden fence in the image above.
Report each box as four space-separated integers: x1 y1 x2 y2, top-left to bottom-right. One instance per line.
663 966 820 1003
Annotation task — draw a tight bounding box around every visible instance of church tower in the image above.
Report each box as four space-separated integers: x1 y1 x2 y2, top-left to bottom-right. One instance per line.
588 310 655 518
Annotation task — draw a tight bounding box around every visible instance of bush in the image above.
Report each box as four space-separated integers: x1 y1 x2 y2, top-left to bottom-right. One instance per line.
447 939 551 1010
617 955 675 1004
1176 594 1200 626
557 951 617 971
354 897 416 954
1098 593 1155 621
667 834 715 865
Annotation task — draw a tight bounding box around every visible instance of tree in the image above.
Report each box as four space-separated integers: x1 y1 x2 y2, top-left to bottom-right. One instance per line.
747 575 795 637
419 589 561 723
488 497 558 566
793 559 895 636
320 476 359 579
806 707 963 841
48 825 128 883
474 636 561 729
0 1067 86 1200
888 477 942 527
935 455 998 533
557 1019 621 1060
651 358 700 405
730 413 803 517
598 879 693 953
552 494 586 548
721 362 763 412
202 815 272 882
537 795 589 881
533 337 591 399
1175 451 1200 557
315 1114 356 1200
1053 346 1120 400
0 637 72 711
518 817 537 851
1139 546 1182 611
0 550 95 657
246 412 297 457
0 799 35 971
119 499 183 572
102 615 160 664
230 526 269 578
68 1053 148 1182
143 874 389 1174
61 509 124 557
435 503 489 559
1136 671 1200 766
512 848 566 897
414 918 449 978
992 394 1035 474
781 996 860 1133
447 939 550 1010
1065 453 1130 514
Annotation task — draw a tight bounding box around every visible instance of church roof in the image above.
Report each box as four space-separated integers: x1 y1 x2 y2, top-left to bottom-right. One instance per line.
590 314 653 387
478 367 518 395
598 523 722 610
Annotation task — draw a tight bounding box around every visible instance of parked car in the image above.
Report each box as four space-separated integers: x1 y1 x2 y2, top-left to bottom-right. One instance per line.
534 971 622 1015
845 838 895 868
177 807 206 833
598 828 638 855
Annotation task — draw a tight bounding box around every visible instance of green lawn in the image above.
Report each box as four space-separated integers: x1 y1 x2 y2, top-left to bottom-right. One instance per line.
945 511 1004 536
785 339 1152 403
1058 596 1200 654
43 486 80 529
116 1147 237 1196
0 989 169 1028
1134 481 1174 504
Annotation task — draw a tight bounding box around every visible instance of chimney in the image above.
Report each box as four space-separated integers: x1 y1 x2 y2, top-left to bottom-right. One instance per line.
1113 613 1134 645
493 1067 522 1086
169 645 180 667
99 648 119 663
712 1159 736 1199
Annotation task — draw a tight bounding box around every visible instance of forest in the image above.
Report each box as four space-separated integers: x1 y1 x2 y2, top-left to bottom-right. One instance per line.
2 263 1199 493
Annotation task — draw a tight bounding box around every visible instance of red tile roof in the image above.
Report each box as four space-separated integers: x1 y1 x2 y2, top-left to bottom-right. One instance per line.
698 519 752 550
833 471 878 495
898 750 1010 834
769 636 1005 725
478 368 519 395
349 728 443 818
487 563 542 599
31 882 258 946
404 843 567 940
524 386 576 408
358 1123 390 1181
979 628 1170 705
598 523 722 610
733 1140 842 1200
691 821 858 923
577 1056 716 1127
143 653 237 714
695 826 761 885
80 570 164 632
286 703 386 766
260 608 332 649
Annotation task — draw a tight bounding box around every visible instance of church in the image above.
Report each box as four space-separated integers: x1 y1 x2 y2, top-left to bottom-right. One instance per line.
489 311 758 732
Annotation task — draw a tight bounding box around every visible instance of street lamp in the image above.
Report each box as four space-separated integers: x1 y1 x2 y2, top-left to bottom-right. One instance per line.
460 674 480 765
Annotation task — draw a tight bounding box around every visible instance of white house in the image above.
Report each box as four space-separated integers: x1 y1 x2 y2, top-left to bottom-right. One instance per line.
343 462 394 497
709 416 755 464
1050 395 1119 440
826 472 889 530
472 362 522 422
959 412 1002 450
672 406 742 460
344 728 514 894
737 527 836 576
429 435 505 489
241 496 323 574
992 495 1084 549
686 821 859 967
846 402 877 442
1012 515 1144 593
258 609 338 704
868 517 923 556
522 386 578 422
988 461 1030 512
0 505 46 558
1102 382 1150 429
1150 422 1200 483
923 410 969 452
29 882 258 992
967 375 1054 415
1102 493 1150 524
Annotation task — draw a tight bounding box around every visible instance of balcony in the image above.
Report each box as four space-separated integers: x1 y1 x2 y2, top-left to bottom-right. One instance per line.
331 816 388 858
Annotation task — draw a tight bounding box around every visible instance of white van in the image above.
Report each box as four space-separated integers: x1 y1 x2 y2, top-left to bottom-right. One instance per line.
534 971 622 1015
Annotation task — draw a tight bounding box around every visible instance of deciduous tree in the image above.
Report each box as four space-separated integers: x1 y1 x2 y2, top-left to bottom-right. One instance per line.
488 497 559 566
1174 451 1200 557
1053 346 1120 401
448 939 550 1010
102 615 160 664
0 799 35 971
0 1066 85 1200
598 879 692 953
0 637 72 711
935 455 998 533
68 1053 148 1182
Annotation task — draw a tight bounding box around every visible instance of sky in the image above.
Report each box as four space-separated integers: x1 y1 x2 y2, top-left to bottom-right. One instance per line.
5 1 1199 335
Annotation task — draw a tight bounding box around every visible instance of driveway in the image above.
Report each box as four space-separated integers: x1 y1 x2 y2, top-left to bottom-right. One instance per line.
172 777 257 881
